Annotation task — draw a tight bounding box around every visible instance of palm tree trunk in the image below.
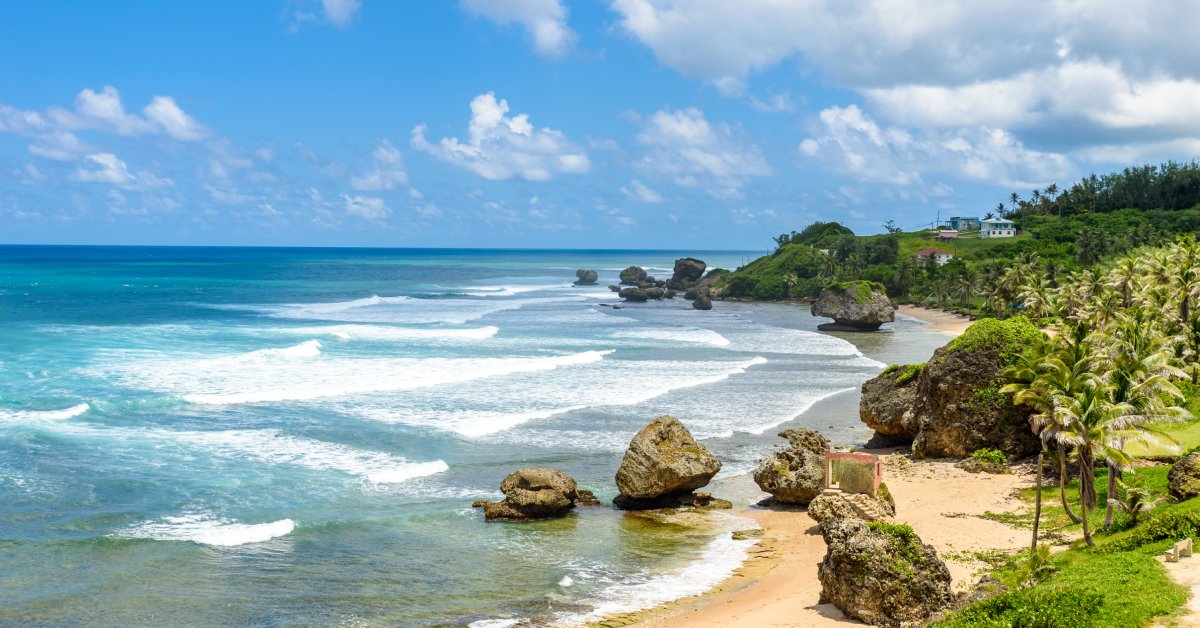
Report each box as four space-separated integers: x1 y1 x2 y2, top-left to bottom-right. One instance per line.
1080 453 1096 547
1057 443 1082 524
1031 451 1043 554
1104 462 1119 529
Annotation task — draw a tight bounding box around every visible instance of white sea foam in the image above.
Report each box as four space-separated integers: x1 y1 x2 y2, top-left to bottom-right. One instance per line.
243 339 323 360
122 513 295 546
729 325 861 356
290 294 410 314
261 296 584 325
359 406 589 437
555 519 757 624
461 284 562 297
95 348 613 405
0 403 90 422
469 620 523 628
289 325 499 342
611 328 731 347
740 386 857 435
172 428 449 483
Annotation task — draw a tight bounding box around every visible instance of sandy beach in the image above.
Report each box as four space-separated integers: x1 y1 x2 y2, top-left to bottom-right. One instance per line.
896 304 975 336
595 306 1035 628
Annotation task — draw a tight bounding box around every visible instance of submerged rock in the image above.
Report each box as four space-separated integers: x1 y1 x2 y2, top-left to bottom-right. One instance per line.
614 415 721 509
476 468 588 521
619 266 648 285
753 428 829 505
818 519 953 626
811 281 894 331
692 295 713 310
574 269 598 285
608 284 621 292
619 287 649 302
1170 452 1200 501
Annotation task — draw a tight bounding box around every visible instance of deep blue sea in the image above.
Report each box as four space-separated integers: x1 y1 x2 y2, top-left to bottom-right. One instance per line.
0 246 948 626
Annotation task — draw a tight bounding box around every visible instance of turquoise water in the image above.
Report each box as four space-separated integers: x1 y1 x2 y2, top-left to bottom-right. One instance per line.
0 246 944 625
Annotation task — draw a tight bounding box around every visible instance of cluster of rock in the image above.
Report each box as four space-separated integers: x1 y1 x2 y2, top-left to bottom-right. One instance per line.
859 321 1041 459
752 428 829 505
818 518 954 626
810 282 895 331
605 258 720 310
473 468 600 521
574 269 598 285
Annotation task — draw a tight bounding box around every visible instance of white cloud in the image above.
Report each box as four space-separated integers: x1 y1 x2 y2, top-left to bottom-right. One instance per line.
748 91 797 113
72 153 173 190
350 140 408 191
411 91 590 181
461 0 576 58
341 194 390 221
55 86 155 135
621 179 664 203
144 96 209 140
635 107 770 195
323 0 361 26
799 105 1071 189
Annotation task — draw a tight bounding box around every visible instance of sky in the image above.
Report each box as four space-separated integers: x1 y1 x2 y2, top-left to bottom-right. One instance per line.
2 1 1199 249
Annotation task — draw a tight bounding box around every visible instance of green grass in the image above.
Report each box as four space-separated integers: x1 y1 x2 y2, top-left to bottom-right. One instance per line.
894 229 1035 261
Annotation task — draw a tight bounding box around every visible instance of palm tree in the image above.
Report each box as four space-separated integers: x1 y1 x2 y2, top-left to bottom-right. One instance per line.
1108 477 1168 525
1052 377 1109 546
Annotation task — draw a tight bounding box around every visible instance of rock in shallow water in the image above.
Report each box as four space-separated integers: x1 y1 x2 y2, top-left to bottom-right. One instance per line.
810 281 894 331
614 415 721 508
752 428 829 505
574 269 598 285
476 468 590 521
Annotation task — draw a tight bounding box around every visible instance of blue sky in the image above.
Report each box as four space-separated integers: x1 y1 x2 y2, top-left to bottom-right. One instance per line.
2 1 1199 248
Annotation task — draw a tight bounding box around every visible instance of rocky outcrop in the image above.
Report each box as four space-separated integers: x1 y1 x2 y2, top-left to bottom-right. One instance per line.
811 281 894 331
574 269 598 285
475 468 590 521
753 428 829 505
619 287 648 302
644 286 665 300
692 295 712 310
909 318 1042 459
807 489 896 523
620 266 648 285
614 416 721 509
1170 452 1200 501
667 258 707 290
818 519 953 626
859 365 921 440
608 284 621 292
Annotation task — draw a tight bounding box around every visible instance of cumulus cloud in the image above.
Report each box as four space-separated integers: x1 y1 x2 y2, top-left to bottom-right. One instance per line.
799 105 1071 189
621 179 664 203
634 107 770 195
144 96 209 140
461 0 576 58
350 140 408 191
2 86 208 149
72 153 173 190
341 194 389 220
411 91 590 181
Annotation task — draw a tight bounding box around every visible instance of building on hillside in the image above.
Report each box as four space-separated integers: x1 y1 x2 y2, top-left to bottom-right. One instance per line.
935 229 959 240
980 219 1016 238
914 247 954 266
947 216 980 231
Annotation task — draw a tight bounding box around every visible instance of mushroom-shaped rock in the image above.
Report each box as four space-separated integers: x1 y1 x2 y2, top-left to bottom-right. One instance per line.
619 266 648 285
477 468 584 521
1170 452 1200 501
614 415 721 509
818 519 953 626
667 258 707 290
619 287 649 302
810 281 895 331
753 428 829 505
574 269 599 285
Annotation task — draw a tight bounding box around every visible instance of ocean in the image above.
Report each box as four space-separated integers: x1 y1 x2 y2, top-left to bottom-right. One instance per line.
0 246 948 626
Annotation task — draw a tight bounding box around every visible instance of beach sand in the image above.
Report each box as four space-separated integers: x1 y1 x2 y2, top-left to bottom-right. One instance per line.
595 306 1033 628
897 304 974 336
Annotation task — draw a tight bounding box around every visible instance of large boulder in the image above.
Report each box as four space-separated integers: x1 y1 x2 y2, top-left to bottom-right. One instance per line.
811 281 894 331
667 258 707 290
692 295 713 310
753 428 829 505
619 287 649 302
614 416 721 509
574 269 598 285
1170 452 1200 501
476 468 586 520
860 365 921 440
644 286 665 300
818 519 953 626
619 266 648 285
910 318 1042 459
807 489 896 524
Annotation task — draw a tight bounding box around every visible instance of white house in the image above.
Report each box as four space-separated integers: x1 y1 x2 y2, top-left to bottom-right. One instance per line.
980 219 1016 238
915 247 954 266
936 229 959 240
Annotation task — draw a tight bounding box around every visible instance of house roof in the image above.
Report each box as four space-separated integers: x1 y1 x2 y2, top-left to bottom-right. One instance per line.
915 248 952 255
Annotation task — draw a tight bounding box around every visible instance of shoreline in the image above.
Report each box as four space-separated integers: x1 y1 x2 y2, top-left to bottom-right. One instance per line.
593 305 1034 627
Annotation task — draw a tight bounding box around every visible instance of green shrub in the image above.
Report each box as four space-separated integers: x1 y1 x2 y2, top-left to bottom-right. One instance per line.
894 362 925 385
972 448 1007 465
881 364 901 377
934 586 1103 628
1098 503 1200 553
751 275 789 300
